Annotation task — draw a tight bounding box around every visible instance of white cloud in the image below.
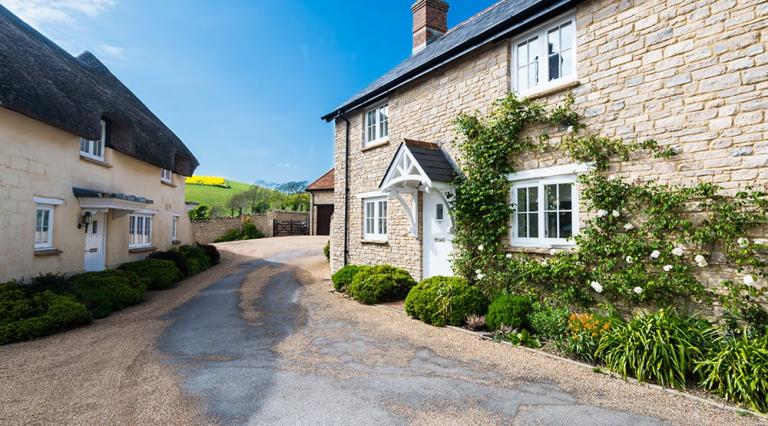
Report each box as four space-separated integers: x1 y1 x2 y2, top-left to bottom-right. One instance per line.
277 162 294 168
2 0 116 27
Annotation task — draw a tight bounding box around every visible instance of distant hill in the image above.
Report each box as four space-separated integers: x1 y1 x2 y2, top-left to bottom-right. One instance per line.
253 180 308 193
185 179 252 208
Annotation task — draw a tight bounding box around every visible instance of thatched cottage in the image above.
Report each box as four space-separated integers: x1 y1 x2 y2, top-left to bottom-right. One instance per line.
0 5 199 281
322 0 768 280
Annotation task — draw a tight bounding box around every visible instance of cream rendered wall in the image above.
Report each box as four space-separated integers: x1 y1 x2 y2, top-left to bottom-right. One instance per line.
0 106 193 282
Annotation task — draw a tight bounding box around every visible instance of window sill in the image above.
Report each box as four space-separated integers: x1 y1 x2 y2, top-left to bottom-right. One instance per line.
129 246 157 254
161 180 177 188
34 248 62 257
361 239 388 245
362 139 390 152
80 155 113 168
521 79 581 101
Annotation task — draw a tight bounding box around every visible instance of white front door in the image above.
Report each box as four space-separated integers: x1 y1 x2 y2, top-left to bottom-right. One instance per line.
423 191 454 279
84 212 106 272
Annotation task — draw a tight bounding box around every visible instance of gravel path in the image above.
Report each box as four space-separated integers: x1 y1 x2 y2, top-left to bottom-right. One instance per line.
1 236 764 425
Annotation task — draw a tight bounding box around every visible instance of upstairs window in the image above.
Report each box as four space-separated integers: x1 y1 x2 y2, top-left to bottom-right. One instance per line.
161 169 173 183
363 197 388 240
512 14 576 95
80 120 106 161
364 103 389 147
129 214 153 248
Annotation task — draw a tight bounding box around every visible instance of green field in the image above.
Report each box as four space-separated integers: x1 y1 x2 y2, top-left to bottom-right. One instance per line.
185 179 252 208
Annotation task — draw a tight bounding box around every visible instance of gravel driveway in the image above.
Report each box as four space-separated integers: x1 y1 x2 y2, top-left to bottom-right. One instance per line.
1 237 763 425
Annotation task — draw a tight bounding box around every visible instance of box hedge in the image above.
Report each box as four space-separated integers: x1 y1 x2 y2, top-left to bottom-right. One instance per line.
331 265 367 292
67 270 147 318
179 245 211 276
118 259 182 290
405 276 488 327
148 250 190 277
485 294 534 331
346 265 416 305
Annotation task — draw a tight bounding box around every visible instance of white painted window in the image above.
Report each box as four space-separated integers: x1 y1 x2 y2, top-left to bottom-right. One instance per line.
509 164 591 248
161 169 173 183
435 203 445 222
363 197 388 240
80 120 107 161
129 214 153 248
512 14 576 95
364 103 389 146
171 215 179 241
34 205 55 250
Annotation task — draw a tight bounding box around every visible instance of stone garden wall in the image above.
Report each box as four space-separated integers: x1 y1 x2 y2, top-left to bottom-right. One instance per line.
192 210 309 244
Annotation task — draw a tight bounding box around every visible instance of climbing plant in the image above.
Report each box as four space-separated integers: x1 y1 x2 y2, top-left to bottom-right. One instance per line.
451 92 768 330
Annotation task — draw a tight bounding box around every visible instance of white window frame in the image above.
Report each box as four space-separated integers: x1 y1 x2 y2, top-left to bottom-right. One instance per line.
80 120 107 161
363 102 389 147
362 196 388 241
128 213 153 248
34 205 55 250
171 214 180 241
508 163 592 248
511 13 577 96
161 169 173 183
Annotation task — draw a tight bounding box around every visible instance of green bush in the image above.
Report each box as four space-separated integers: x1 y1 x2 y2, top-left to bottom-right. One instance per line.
148 250 190 277
596 309 716 388
23 273 69 294
404 276 488 327
118 259 182 290
0 283 91 345
241 222 265 240
331 265 367 292
529 301 570 340
485 294 533 331
67 270 147 318
323 241 330 262
695 331 768 413
347 265 415 305
199 244 221 265
179 245 211 275
213 228 241 243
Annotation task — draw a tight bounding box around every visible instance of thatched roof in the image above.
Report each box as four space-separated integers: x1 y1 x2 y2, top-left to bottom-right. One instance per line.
0 5 198 176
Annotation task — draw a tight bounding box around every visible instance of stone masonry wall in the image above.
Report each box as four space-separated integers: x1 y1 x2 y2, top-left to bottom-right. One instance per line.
193 210 309 244
331 0 768 280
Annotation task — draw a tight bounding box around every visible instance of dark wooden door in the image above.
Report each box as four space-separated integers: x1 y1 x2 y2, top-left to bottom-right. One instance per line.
316 205 333 236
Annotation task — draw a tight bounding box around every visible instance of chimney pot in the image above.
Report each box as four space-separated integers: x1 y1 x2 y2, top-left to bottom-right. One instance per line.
412 0 449 54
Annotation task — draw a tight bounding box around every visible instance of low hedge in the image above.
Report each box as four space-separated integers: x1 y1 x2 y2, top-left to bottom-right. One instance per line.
0 283 91 345
331 265 367 292
179 245 211 276
405 276 488 327
118 259 182 290
148 250 190 277
67 270 147 318
346 265 416 305
199 244 221 265
486 294 534 331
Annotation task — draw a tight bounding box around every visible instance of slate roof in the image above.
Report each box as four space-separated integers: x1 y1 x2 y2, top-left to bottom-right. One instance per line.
307 168 334 191
73 187 153 204
0 5 199 176
322 0 579 121
404 140 456 183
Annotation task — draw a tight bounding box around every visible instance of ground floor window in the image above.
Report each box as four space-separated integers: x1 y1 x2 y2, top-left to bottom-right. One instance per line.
129 214 153 248
171 215 179 241
34 205 55 250
363 196 388 240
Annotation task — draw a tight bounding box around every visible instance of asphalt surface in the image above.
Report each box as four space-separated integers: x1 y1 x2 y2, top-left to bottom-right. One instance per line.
157 248 666 426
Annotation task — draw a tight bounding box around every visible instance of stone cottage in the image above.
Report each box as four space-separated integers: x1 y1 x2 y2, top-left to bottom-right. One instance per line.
322 0 768 281
0 5 199 281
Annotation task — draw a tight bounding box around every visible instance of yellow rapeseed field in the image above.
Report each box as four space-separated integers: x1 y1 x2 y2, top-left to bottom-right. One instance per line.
185 176 228 187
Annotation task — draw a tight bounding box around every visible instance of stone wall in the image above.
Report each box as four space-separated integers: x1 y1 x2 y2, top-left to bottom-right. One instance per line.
192 210 310 244
331 0 768 281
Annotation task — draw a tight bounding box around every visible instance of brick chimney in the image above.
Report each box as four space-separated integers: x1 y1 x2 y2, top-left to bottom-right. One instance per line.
412 0 449 54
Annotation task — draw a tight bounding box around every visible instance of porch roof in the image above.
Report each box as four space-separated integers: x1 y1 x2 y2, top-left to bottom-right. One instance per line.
379 140 457 191
73 187 154 212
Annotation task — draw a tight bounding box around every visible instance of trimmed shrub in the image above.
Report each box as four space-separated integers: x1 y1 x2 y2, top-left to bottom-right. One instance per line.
347 265 415 305
323 241 330 262
695 332 768 413
529 302 570 340
0 283 91 345
213 228 240 243
596 309 716 388
331 265 367 292
118 259 182 290
241 222 264 240
23 273 69 294
485 294 534 331
148 250 190 277
67 270 147 318
179 245 211 275
404 276 488 327
198 244 221 265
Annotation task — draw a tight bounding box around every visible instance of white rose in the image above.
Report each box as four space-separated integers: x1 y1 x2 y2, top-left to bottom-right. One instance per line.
476 273 485 280
567 125 574 134
597 209 608 218
590 281 603 293
633 286 643 295
737 237 749 248
612 210 620 218
672 247 684 257
624 223 634 231
625 256 634 264
743 275 755 286
650 250 661 259
695 255 708 268
505 253 513 259
549 248 559 256
663 264 673 272
475 269 482 275
478 244 484 251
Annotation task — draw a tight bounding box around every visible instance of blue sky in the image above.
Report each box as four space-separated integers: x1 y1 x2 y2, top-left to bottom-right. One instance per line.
2 0 498 184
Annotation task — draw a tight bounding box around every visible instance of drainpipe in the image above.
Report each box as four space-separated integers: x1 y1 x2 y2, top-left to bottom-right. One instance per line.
339 113 351 266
